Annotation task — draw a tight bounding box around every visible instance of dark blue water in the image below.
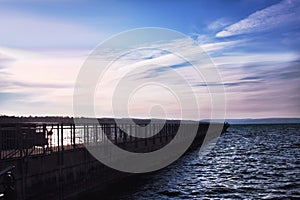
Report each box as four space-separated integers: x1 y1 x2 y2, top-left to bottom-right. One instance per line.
100 124 300 199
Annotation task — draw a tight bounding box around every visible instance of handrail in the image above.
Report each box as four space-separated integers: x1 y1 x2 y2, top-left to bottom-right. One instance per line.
0 166 15 177
0 166 16 199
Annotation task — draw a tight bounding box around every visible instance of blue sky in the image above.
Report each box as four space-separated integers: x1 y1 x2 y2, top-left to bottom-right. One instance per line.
0 0 299 119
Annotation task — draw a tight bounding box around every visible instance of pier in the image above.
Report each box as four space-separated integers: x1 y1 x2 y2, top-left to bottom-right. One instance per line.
0 117 228 200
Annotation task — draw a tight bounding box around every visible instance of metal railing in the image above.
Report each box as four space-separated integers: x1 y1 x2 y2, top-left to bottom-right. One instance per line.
0 121 184 160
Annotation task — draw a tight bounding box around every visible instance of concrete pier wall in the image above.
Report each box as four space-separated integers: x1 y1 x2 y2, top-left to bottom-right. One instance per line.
0 119 225 200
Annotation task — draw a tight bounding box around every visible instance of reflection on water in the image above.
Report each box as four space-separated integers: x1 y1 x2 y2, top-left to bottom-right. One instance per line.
85 124 300 199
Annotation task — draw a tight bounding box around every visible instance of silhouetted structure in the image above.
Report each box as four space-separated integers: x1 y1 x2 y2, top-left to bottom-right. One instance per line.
0 117 229 200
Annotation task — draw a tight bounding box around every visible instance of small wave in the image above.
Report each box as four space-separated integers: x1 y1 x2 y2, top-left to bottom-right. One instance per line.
158 190 181 197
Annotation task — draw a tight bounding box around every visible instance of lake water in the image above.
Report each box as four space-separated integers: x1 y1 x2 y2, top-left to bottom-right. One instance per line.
92 124 300 199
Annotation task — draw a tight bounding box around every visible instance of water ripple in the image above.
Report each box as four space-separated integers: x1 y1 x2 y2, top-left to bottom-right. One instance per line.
93 124 300 199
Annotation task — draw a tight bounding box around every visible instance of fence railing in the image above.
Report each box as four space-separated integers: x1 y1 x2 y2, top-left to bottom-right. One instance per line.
0 121 187 159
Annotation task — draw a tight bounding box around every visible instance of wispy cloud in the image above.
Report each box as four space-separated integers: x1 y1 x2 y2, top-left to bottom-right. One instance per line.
216 0 300 37
201 40 245 53
0 47 88 116
213 52 299 66
207 18 231 31
1 29 299 118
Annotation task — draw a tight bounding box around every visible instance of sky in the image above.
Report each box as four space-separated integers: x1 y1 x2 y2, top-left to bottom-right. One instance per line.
0 0 300 119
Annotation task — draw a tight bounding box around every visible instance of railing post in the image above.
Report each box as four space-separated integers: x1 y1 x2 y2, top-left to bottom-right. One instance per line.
135 125 138 148
102 124 105 142
123 124 127 143
165 124 168 141
83 125 86 144
129 124 132 142
57 124 60 151
153 124 156 144
95 124 98 143
159 124 162 143
86 124 89 144
70 124 72 148
114 123 117 144
42 124 46 153
73 124 76 148
61 124 64 151
145 124 147 146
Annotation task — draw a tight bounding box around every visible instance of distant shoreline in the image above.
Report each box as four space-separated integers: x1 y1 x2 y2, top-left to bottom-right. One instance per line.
1 115 299 125
225 118 300 125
